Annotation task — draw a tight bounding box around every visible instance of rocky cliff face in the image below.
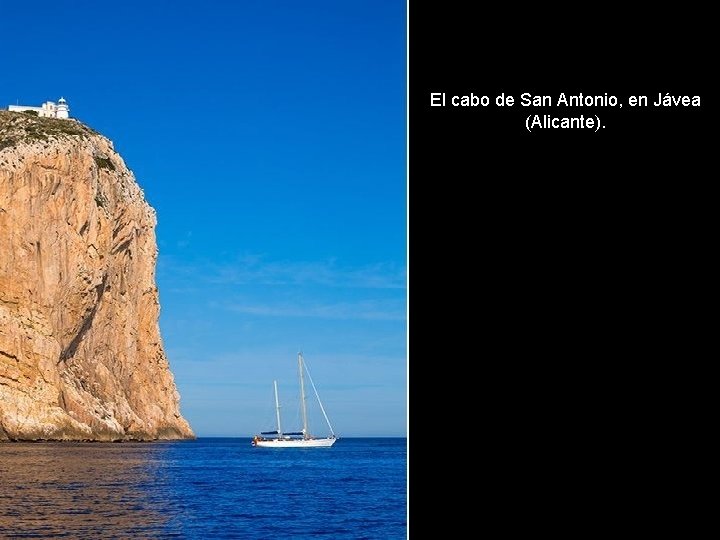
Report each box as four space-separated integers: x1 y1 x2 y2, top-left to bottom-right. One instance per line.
0 111 193 440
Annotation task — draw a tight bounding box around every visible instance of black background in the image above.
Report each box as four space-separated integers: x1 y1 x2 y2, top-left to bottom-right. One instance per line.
409 4 711 533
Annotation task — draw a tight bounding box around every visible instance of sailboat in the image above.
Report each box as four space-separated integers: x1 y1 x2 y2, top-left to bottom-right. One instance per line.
252 352 337 448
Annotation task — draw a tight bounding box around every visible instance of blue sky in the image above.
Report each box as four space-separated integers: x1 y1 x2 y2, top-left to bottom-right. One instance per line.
0 0 406 436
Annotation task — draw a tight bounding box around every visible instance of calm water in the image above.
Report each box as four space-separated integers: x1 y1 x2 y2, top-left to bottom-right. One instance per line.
0 438 406 539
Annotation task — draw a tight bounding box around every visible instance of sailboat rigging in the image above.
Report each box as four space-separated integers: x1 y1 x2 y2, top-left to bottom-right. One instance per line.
252 353 337 448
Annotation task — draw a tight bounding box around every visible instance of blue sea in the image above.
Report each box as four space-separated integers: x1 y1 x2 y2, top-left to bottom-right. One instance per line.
0 438 406 538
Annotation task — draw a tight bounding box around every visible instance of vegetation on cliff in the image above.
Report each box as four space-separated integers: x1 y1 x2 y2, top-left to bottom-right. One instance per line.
0 110 97 152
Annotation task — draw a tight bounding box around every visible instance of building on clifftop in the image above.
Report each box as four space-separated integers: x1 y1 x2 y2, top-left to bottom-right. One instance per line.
8 97 70 119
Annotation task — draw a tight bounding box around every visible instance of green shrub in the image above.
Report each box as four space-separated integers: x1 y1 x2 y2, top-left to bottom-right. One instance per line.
94 155 115 171
95 193 108 208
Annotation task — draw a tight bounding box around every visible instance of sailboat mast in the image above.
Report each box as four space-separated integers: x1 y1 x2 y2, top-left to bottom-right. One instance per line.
273 380 283 436
298 352 309 438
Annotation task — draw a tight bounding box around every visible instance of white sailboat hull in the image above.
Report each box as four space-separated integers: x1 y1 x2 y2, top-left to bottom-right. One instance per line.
254 437 337 448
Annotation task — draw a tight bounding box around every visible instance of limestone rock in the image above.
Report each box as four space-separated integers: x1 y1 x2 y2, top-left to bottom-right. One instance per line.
0 111 194 440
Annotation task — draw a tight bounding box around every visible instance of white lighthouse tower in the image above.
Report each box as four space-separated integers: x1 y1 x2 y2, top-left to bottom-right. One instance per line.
56 97 69 119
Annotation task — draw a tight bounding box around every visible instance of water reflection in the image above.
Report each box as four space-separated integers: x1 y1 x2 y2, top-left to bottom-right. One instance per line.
0 442 179 538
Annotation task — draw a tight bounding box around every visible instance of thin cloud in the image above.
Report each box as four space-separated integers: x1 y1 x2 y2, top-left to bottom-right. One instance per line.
210 259 406 289
161 255 406 290
225 299 406 321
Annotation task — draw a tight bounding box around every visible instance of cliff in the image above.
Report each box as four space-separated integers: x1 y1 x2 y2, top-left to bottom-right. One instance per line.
0 111 194 440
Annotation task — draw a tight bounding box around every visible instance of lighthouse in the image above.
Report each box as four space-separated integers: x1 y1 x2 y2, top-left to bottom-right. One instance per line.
7 97 71 119
56 97 69 119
